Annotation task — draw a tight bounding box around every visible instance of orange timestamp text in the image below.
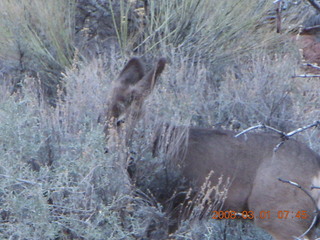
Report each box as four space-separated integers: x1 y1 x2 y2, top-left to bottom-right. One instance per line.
212 210 309 220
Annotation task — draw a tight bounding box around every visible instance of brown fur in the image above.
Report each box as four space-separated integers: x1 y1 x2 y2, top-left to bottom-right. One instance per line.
105 57 320 240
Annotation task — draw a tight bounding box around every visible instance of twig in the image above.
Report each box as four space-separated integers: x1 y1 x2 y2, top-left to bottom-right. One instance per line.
274 141 285 152
302 25 320 33
234 124 286 138
306 0 320 12
0 174 39 186
293 74 320 78
286 121 320 138
236 122 320 139
235 121 320 151
278 178 319 239
303 63 320 71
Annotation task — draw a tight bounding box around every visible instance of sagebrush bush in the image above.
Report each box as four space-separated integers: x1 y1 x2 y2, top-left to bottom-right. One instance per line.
0 57 128 239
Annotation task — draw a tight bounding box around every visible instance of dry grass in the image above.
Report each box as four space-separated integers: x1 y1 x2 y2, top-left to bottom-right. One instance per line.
0 0 74 64
0 0 75 106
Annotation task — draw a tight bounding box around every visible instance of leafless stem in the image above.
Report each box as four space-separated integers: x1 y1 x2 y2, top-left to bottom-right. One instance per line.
302 25 320 33
278 178 319 239
234 124 286 138
286 121 320 137
293 74 320 78
235 121 320 151
306 0 320 12
302 63 320 71
236 122 320 139
0 174 39 186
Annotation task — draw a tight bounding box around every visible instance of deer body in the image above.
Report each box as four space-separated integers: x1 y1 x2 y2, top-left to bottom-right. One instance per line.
184 128 320 239
105 57 320 240
185 128 278 211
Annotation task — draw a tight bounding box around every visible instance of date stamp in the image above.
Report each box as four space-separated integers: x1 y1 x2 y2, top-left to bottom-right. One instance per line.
211 210 309 220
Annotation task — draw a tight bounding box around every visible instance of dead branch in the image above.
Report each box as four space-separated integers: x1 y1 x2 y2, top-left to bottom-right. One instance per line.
235 121 320 151
234 124 285 138
306 0 320 12
302 24 320 32
278 178 319 239
286 121 320 137
302 63 320 70
236 122 320 139
293 74 320 78
235 124 288 152
0 174 39 186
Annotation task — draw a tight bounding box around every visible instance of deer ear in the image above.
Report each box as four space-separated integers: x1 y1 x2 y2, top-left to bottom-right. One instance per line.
117 57 145 85
135 57 166 93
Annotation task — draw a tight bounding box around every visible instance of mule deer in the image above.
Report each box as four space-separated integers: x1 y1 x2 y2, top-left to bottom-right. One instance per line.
105 57 320 240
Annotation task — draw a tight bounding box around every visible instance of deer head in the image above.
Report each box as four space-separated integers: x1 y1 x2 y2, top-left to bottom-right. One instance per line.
104 57 166 139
